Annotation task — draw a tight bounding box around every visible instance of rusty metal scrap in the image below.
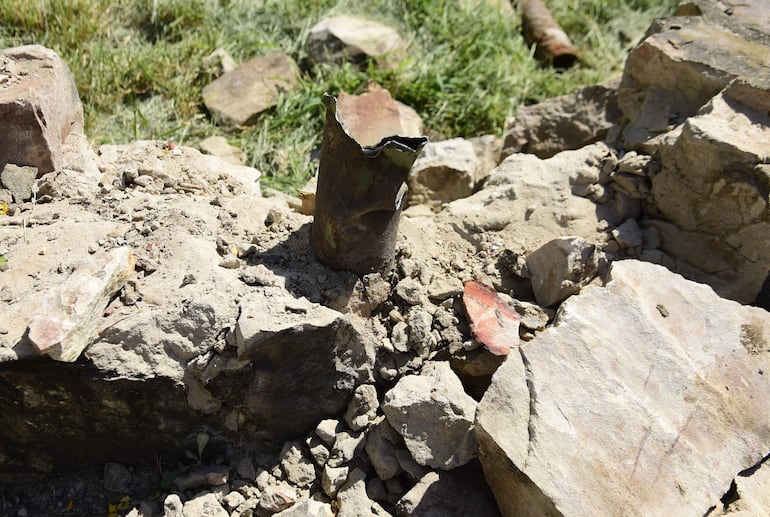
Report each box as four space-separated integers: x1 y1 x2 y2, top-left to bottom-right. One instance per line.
517 0 580 68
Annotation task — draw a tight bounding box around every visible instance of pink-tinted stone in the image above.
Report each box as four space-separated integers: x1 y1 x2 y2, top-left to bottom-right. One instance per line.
462 280 521 356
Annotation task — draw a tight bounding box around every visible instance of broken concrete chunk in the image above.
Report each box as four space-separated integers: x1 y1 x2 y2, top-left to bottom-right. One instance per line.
307 16 406 70
382 361 478 470
27 246 135 362
525 236 607 307
202 52 298 127
462 280 521 356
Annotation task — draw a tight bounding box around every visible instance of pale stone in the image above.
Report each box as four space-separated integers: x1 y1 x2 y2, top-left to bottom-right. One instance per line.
0 163 37 202
0 45 85 175
202 53 297 127
382 361 478 470
344 384 379 431
163 494 184 517
364 417 403 481
525 236 607 307
322 464 348 497
336 468 393 517
336 88 423 147
476 260 770 516
198 135 246 166
174 465 229 490
27 246 135 362
279 441 316 488
259 482 297 513
307 16 406 70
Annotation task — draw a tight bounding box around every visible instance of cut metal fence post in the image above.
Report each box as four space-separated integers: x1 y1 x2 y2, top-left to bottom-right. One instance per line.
312 93 428 275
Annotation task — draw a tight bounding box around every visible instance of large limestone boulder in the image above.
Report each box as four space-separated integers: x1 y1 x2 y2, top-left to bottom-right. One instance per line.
614 5 770 304
476 260 770 516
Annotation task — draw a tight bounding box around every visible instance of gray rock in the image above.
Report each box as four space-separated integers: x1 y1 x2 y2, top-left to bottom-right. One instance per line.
103 462 132 492
612 218 643 249
337 468 393 517
259 482 297 514
328 430 366 468
182 493 228 517
525 236 608 307
199 135 246 166
344 384 379 431
503 79 621 159
395 278 428 306
476 260 770 516
0 164 37 202
279 441 316 488
307 16 405 71
306 434 330 467
202 53 297 127
395 461 501 517
365 417 403 481
274 496 334 517
315 419 343 446
174 465 229 490
163 494 184 517
408 138 480 210
234 456 256 481
0 45 88 175
406 309 434 358
322 464 349 497
382 361 478 470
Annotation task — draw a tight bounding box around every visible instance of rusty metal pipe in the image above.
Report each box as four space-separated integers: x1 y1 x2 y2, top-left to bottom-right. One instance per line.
311 93 427 275
517 0 579 68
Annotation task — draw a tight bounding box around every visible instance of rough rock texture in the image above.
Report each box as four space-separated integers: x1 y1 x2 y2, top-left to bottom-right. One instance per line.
382 361 478 470
395 461 501 517
525 236 608 307
307 16 406 70
503 79 622 159
0 45 92 176
615 5 770 303
476 260 770 516
202 52 298 127
408 138 480 210
198 135 246 166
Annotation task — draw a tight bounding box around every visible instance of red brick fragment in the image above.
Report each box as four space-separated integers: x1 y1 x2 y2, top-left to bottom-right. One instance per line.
463 280 521 356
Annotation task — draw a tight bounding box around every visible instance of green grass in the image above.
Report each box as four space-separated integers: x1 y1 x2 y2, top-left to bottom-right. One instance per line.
0 0 678 192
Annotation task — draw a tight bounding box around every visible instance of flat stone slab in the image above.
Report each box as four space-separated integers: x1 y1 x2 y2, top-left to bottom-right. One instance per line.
202 52 298 127
476 260 770 516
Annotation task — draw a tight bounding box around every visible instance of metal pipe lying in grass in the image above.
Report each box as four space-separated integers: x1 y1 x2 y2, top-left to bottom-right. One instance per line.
517 0 579 68
311 93 428 275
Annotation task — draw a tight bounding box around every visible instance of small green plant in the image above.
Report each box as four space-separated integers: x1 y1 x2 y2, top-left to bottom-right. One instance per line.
0 0 679 193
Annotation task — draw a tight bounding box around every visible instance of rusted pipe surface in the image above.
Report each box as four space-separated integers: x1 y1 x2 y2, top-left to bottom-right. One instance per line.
311 93 427 275
518 0 579 68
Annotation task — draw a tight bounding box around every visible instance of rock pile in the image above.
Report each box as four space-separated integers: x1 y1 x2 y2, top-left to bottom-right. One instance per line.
1 2 770 516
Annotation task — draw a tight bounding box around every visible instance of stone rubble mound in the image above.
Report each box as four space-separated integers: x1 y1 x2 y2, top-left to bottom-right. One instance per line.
1 2 770 516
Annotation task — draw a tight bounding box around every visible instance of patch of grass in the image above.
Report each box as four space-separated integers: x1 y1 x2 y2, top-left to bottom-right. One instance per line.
0 0 679 193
